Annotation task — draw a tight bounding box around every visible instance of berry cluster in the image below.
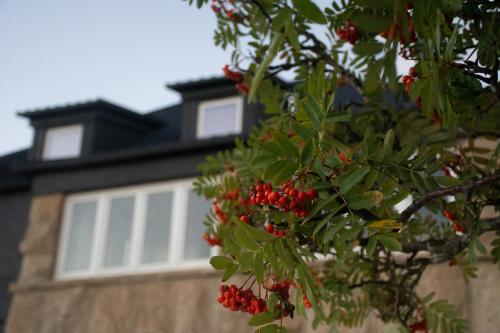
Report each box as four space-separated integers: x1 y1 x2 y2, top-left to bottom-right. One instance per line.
267 279 295 318
380 4 417 59
213 200 228 223
211 0 240 22
222 65 250 95
336 20 358 44
249 180 317 218
203 233 222 246
217 284 267 314
443 209 466 233
269 279 291 300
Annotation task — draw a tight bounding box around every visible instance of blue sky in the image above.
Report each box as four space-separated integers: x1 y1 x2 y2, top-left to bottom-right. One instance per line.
0 0 230 155
0 0 411 156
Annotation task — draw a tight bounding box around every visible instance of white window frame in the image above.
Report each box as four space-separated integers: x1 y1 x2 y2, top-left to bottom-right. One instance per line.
196 96 243 139
42 124 83 160
55 178 217 280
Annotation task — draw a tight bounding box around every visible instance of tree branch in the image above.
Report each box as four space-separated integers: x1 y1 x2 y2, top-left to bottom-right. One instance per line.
248 0 272 23
398 172 500 223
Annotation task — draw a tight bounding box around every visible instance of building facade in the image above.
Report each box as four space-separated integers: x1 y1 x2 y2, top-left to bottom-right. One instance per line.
1 78 499 333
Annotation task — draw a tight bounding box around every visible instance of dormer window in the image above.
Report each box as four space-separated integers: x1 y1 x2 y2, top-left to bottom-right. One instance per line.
42 124 83 160
196 96 243 139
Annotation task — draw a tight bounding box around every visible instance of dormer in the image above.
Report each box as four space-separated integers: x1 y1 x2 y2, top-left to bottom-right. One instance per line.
19 99 164 162
167 77 263 142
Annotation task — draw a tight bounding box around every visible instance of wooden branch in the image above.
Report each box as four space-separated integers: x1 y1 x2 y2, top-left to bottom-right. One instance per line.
398 172 500 223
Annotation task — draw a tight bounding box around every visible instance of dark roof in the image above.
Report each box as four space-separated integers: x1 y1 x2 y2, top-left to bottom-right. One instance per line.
18 99 163 128
17 136 238 175
167 76 234 93
167 76 291 93
0 149 30 193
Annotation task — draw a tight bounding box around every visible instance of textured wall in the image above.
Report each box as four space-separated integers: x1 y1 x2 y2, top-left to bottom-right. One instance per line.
6 193 500 333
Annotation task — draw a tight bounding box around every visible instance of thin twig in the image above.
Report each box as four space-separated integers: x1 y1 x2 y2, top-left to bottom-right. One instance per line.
398 172 500 223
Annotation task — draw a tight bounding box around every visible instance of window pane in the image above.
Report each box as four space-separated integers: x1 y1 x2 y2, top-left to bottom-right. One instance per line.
64 201 97 272
183 190 211 260
199 102 239 138
43 125 83 160
104 196 135 268
142 192 173 264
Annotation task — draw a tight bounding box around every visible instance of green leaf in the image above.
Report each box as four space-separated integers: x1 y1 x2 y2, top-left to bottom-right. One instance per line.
352 41 383 56
255 324 285 333
351 14 391 33
381 129 395 160
339 166 371 194
274 238 295 268
366 237 377 256
410 171 427 195
210 256 233 270
272 8 292 31
267 293 279 310
327 112 351 123
285 19 300 51
239 252 254 271
222 263 239 282
235 228 259 250
348 191 383 210
291 0 327 24
249 32 285 102
302 96 323 130
254 250 265 283
238 220 273 242
264 160 298 185
313 204 345 236
304 194 338 223
374 234 402 251
248 311 277 326
274 131 299 157
300 138 315 165
264 244 281 275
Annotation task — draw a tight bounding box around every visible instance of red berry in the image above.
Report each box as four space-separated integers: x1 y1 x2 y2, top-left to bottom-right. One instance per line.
266 224 274 233
289 188 298 198
443 210 455 221
306 189 317 199
452 222 465 233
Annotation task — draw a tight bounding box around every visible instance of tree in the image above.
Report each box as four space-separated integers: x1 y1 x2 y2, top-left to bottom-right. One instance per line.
186 0 499 332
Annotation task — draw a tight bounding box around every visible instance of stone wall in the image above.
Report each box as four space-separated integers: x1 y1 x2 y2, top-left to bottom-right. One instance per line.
6 193 500 333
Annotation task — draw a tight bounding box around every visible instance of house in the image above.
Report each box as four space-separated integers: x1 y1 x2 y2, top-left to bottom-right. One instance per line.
1 77 498 333
1 75 291 333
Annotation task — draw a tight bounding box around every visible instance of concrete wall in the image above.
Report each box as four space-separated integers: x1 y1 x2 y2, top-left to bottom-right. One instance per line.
5 193 500 333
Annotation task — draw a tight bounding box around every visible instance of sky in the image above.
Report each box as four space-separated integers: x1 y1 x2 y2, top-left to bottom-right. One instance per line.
0 0 230 155
0 0 411 156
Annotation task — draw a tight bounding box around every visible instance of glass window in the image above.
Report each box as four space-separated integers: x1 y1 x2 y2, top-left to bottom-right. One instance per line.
141 191 173 264
42 124 83 160
58 180 213 279
197 97 242 139
63 201 97 272
183 189 212 260
103 196 135 268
